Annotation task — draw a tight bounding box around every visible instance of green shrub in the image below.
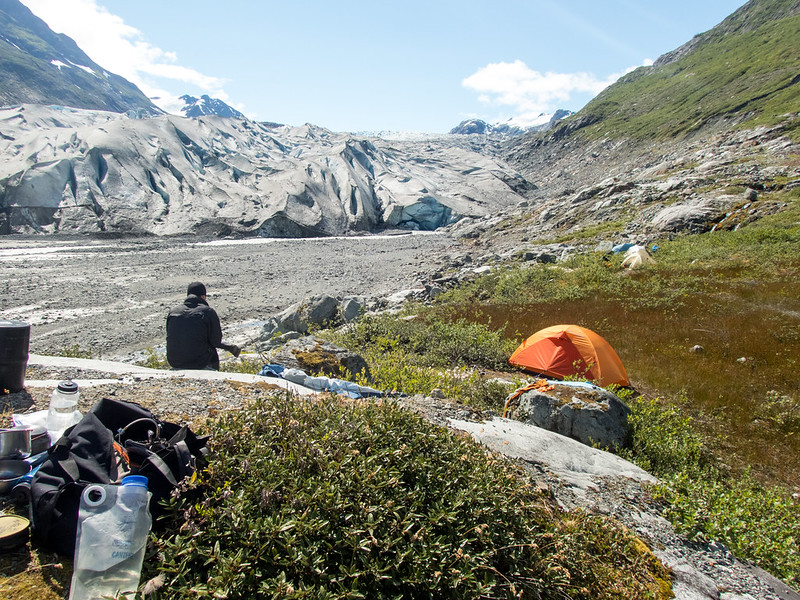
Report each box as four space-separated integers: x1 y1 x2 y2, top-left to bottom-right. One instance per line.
755 390 800 431
331 313 515 371
148 393 670 599
138 348 169 370
55 344 93 359
661 471 800 587
353 349 519 411
620 394 711 477
219 355 264 375
325 313 521 410
136 349 263 374
621 394 800 587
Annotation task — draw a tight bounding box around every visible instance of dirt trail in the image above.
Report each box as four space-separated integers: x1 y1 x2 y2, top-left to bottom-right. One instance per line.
0 233 456 360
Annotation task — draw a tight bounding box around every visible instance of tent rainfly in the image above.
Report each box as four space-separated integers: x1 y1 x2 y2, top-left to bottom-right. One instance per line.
509 324 629 387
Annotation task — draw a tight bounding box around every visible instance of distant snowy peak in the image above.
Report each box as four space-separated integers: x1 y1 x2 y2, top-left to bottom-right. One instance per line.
353 130 450 141
450 111 573 136
179 94 245 119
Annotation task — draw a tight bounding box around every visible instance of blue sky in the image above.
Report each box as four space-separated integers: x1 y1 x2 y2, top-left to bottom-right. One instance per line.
21 0 747 132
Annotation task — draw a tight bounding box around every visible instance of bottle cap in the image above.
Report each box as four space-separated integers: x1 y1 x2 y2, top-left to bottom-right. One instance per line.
57 380 78 394
121 475 149 489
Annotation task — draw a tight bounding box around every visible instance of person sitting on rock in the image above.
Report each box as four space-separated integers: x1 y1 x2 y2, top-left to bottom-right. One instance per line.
166 281 241 370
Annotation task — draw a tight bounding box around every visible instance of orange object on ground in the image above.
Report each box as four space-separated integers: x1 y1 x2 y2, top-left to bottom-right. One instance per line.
503 378 555 417
509 324 629 387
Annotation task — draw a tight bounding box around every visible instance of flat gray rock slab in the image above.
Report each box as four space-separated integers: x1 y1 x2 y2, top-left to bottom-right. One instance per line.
26 354 318 395
447 416 655 493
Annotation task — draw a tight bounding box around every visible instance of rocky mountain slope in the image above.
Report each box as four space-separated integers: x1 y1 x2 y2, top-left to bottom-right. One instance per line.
0 104 533 236
513 0 800 151
460 0 800 253
0 0 159 115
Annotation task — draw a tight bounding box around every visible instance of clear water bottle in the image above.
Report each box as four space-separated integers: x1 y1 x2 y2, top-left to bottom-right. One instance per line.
69 476 152 600
46 379 81 441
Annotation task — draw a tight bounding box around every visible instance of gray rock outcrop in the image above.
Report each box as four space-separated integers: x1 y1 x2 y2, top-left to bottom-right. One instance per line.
340 297 365 322
505 382 631 450
269 336 370 380
259 294 367 348
650 199 723 233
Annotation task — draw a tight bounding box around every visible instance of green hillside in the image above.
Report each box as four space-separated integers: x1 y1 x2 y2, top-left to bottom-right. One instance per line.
0 0 159 113
551 0 800 141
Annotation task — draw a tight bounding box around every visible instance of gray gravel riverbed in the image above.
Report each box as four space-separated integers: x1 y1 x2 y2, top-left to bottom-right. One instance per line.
0 232 456 359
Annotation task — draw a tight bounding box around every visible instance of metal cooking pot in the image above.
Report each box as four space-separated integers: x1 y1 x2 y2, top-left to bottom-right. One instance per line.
0 427 32 459
0 459 31 495
30 426 50 455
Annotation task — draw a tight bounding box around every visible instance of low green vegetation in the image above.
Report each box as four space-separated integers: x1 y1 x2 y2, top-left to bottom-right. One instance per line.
46 344 94 359
139 348 168 369
317 195 800 587
328 313 521 409
147 394 671 599
621 394 800 587
137 349 263 375
541 6 800 143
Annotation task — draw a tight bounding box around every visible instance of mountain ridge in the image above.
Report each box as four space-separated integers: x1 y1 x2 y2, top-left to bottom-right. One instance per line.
179 94 245 119
512 0 800 150
449 111 573 137
0 0 160 115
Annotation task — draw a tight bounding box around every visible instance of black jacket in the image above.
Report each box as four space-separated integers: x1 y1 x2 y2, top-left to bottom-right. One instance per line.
166 295 229 369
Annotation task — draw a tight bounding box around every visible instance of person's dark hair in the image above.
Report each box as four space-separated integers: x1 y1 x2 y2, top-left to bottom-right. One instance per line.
187 281 207 297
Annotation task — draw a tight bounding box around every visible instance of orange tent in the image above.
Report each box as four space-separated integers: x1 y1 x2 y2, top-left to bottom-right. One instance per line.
509 324 629 387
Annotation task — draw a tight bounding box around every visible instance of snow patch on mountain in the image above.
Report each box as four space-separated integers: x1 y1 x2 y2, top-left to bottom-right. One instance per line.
179 94 245 119
450 110 573 137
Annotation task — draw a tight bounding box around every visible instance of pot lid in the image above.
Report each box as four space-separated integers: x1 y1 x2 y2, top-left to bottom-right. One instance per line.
0 514 30 551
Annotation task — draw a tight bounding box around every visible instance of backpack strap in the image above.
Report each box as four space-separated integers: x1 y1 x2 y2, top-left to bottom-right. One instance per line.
171 439 195 479
116 418 160 444
141 450 179 487
51 437 81 483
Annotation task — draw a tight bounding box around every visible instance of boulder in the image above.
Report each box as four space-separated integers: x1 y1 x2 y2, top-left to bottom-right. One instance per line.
519 249 557 263
650 199 721 233
505 381 631 450
424 283 444 299
260 294 340 339
340 296 365 323
384 288 424 307
270 336 371 380
595 241 614 253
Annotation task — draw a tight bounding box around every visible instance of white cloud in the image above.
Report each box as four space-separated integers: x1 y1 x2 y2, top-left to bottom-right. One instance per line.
20 0 230 114
463 59 650 127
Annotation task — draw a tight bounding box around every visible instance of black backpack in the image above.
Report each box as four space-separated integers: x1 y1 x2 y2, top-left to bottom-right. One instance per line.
30 398 209 556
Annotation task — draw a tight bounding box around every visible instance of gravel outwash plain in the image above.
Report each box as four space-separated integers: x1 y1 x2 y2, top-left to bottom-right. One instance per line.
0 232 454 359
